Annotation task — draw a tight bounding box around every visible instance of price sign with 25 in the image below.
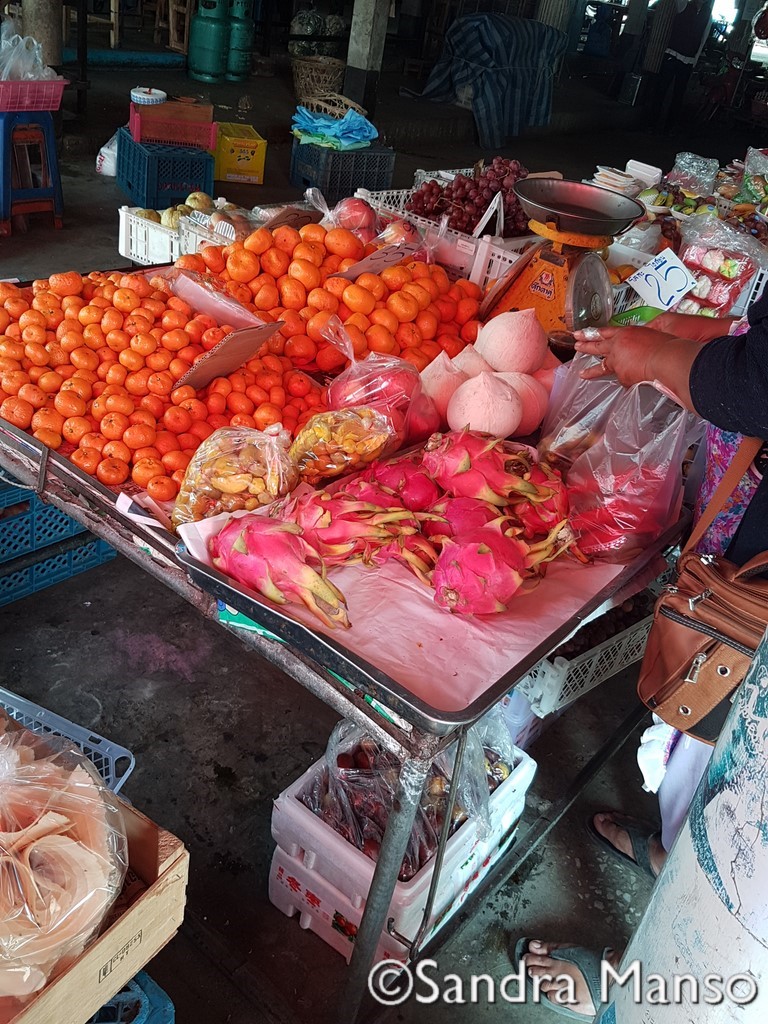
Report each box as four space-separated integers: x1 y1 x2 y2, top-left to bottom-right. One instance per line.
627 250 696 311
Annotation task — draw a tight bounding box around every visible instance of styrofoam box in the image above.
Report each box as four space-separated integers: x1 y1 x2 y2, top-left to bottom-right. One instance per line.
270 785 526 963
271 748 536 922
118 206 180 266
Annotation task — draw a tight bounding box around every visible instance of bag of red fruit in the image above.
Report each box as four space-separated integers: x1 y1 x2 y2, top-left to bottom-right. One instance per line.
304 187 382 244
566 381 703 561
321 316 440 444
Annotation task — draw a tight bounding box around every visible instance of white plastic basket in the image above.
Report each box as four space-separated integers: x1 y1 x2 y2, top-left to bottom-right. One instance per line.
118 206 180 266
412 166 475 188
514 614 654 718
731 265 768 317
179 215 221 255
607 242 655 317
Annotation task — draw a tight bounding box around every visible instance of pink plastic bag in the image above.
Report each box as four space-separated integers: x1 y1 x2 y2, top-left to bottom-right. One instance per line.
322 316 440 443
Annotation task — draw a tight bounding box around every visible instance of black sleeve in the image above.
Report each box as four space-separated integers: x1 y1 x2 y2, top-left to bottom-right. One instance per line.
689 314 768 439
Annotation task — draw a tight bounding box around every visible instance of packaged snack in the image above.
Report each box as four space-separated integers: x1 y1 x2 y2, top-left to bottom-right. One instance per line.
666 152 719 195
675 215 768 316
172 424 298 527
290 407 399 485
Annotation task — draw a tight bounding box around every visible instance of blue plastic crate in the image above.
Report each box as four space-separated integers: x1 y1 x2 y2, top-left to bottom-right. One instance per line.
117 127 214 208
0 539 116 606
89 972 174 1024
289 139 395 205
0 480 87 564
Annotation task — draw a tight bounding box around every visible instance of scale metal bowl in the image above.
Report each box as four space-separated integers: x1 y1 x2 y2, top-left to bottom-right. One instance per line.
513 178 644 237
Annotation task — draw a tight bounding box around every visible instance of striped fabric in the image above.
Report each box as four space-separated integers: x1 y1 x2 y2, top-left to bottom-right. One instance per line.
420 14 567 148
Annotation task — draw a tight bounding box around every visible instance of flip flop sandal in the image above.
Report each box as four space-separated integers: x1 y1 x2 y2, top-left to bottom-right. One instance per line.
512 937 609 1021
587 812 660 882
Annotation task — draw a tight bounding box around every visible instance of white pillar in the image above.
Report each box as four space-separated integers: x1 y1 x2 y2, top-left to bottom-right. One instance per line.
21 0 63 67
344 0 390 115
643 0 676 74
598 628 768 1022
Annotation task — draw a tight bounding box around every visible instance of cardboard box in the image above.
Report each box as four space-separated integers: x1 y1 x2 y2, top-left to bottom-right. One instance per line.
215 124 267 185
11 802 189 1024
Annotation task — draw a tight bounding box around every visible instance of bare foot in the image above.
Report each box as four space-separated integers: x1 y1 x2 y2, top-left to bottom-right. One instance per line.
523 941 623 1017
592 812 666 877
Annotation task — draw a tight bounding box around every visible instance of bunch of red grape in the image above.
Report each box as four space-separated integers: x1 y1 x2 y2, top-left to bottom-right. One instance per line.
405 156 530 237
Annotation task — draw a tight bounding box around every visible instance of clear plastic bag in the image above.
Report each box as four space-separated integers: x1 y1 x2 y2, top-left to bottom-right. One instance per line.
538 353 626 469
172 424 298 528
676 215 767 316
0 712 127 1017
290 407 400 485
322 316 439 443
737 146 768 204
566 383 703 561
666 152 720 195
300 719 502 880
304 188 381 243
0 26 57 81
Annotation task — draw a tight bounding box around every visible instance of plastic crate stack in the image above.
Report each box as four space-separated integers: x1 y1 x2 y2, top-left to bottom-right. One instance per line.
289 137 395 205
269 748 536 963
0 474 115 606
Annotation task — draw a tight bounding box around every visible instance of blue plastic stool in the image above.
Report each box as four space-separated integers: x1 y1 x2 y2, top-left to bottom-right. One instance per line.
0 110 64 236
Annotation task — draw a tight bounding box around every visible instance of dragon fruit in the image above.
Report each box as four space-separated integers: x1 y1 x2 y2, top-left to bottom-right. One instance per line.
432 526 530 614
337 476 405 509
421 496 501 543
421 430 538 507
368 459 441 512
506 462 570 541
278 489 417 567
211 517 350 629
371 532 440 585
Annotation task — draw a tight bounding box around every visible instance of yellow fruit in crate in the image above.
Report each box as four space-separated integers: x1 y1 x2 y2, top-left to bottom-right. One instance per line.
135 209 161 223
185 192 214 211
615 264 637 282
608 269 621 286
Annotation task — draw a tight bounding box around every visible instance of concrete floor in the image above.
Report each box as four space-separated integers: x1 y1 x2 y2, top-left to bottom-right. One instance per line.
0 57 756 1022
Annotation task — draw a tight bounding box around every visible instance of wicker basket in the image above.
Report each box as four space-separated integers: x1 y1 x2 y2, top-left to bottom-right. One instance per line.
292 55 345 102
301 93 367 119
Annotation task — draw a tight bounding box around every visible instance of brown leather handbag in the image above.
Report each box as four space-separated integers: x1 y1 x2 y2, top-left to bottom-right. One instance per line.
637 437 768 744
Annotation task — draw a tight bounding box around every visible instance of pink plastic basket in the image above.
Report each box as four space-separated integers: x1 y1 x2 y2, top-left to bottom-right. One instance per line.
129 104 217 150
0 78 68 112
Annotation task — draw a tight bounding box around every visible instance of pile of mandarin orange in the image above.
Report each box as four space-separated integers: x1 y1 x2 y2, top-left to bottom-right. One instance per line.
0 269 327 502
0 223 483 502
174 222 482 373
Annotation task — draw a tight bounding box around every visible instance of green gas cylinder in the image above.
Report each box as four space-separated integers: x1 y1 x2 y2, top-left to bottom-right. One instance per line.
188 0 230 84
226 0 255 82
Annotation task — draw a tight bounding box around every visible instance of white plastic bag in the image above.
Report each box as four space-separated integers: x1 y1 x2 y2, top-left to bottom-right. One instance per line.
95 132 118 177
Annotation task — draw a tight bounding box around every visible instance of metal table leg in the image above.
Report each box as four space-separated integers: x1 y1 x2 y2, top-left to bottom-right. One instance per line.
338 752 432 1023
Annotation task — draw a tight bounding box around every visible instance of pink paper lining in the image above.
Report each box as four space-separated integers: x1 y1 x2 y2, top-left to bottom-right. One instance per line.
178 512 624 713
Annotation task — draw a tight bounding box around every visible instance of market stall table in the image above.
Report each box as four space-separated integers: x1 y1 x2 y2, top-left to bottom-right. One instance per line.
0 411 678 1021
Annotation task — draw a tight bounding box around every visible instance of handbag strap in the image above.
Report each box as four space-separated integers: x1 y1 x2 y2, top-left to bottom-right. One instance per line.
684 436 764 555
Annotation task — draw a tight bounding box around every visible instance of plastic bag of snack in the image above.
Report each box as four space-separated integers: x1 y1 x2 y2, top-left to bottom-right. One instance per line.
304 187 381 243
666 152 720 195
0 712 127 1018
171 424 298 528
322 316 439 443
737 147 768 204
675 215 767 315
290 407 400 485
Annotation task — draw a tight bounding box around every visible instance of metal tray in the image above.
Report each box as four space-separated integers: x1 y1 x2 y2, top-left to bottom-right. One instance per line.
514 178 644 235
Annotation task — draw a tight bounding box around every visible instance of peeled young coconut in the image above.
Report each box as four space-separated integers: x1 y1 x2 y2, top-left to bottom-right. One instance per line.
495 372 549 435
420 352 468 421
447 372 523 437
475 309 548 374
451 346 495 378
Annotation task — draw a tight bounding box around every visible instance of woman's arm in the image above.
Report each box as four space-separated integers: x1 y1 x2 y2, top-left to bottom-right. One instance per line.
651 312 736 343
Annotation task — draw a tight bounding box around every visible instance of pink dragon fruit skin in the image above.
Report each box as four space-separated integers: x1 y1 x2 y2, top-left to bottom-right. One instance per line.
421 496 500 541
210 517 350 629
371 532 440 584
339 476 406 509
281 490 416 566
507 462 570 540
370 459 441 512
421 430 537 507
432 526 530 615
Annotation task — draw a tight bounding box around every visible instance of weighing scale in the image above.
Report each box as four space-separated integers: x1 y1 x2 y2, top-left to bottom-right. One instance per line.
481 179 644 333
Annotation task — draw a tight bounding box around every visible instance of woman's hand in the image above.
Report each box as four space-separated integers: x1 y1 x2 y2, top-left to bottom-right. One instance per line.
651 312 735 343
573 326 674 386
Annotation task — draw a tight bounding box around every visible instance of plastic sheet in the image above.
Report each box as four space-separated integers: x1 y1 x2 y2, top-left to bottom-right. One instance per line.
172 425 297 528
566 383 703 561
145 268 265 330
0 712 127 1020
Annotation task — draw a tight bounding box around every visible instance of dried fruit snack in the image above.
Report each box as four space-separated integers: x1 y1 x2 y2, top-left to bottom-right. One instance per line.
290 407 399 485
171 424 298 528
